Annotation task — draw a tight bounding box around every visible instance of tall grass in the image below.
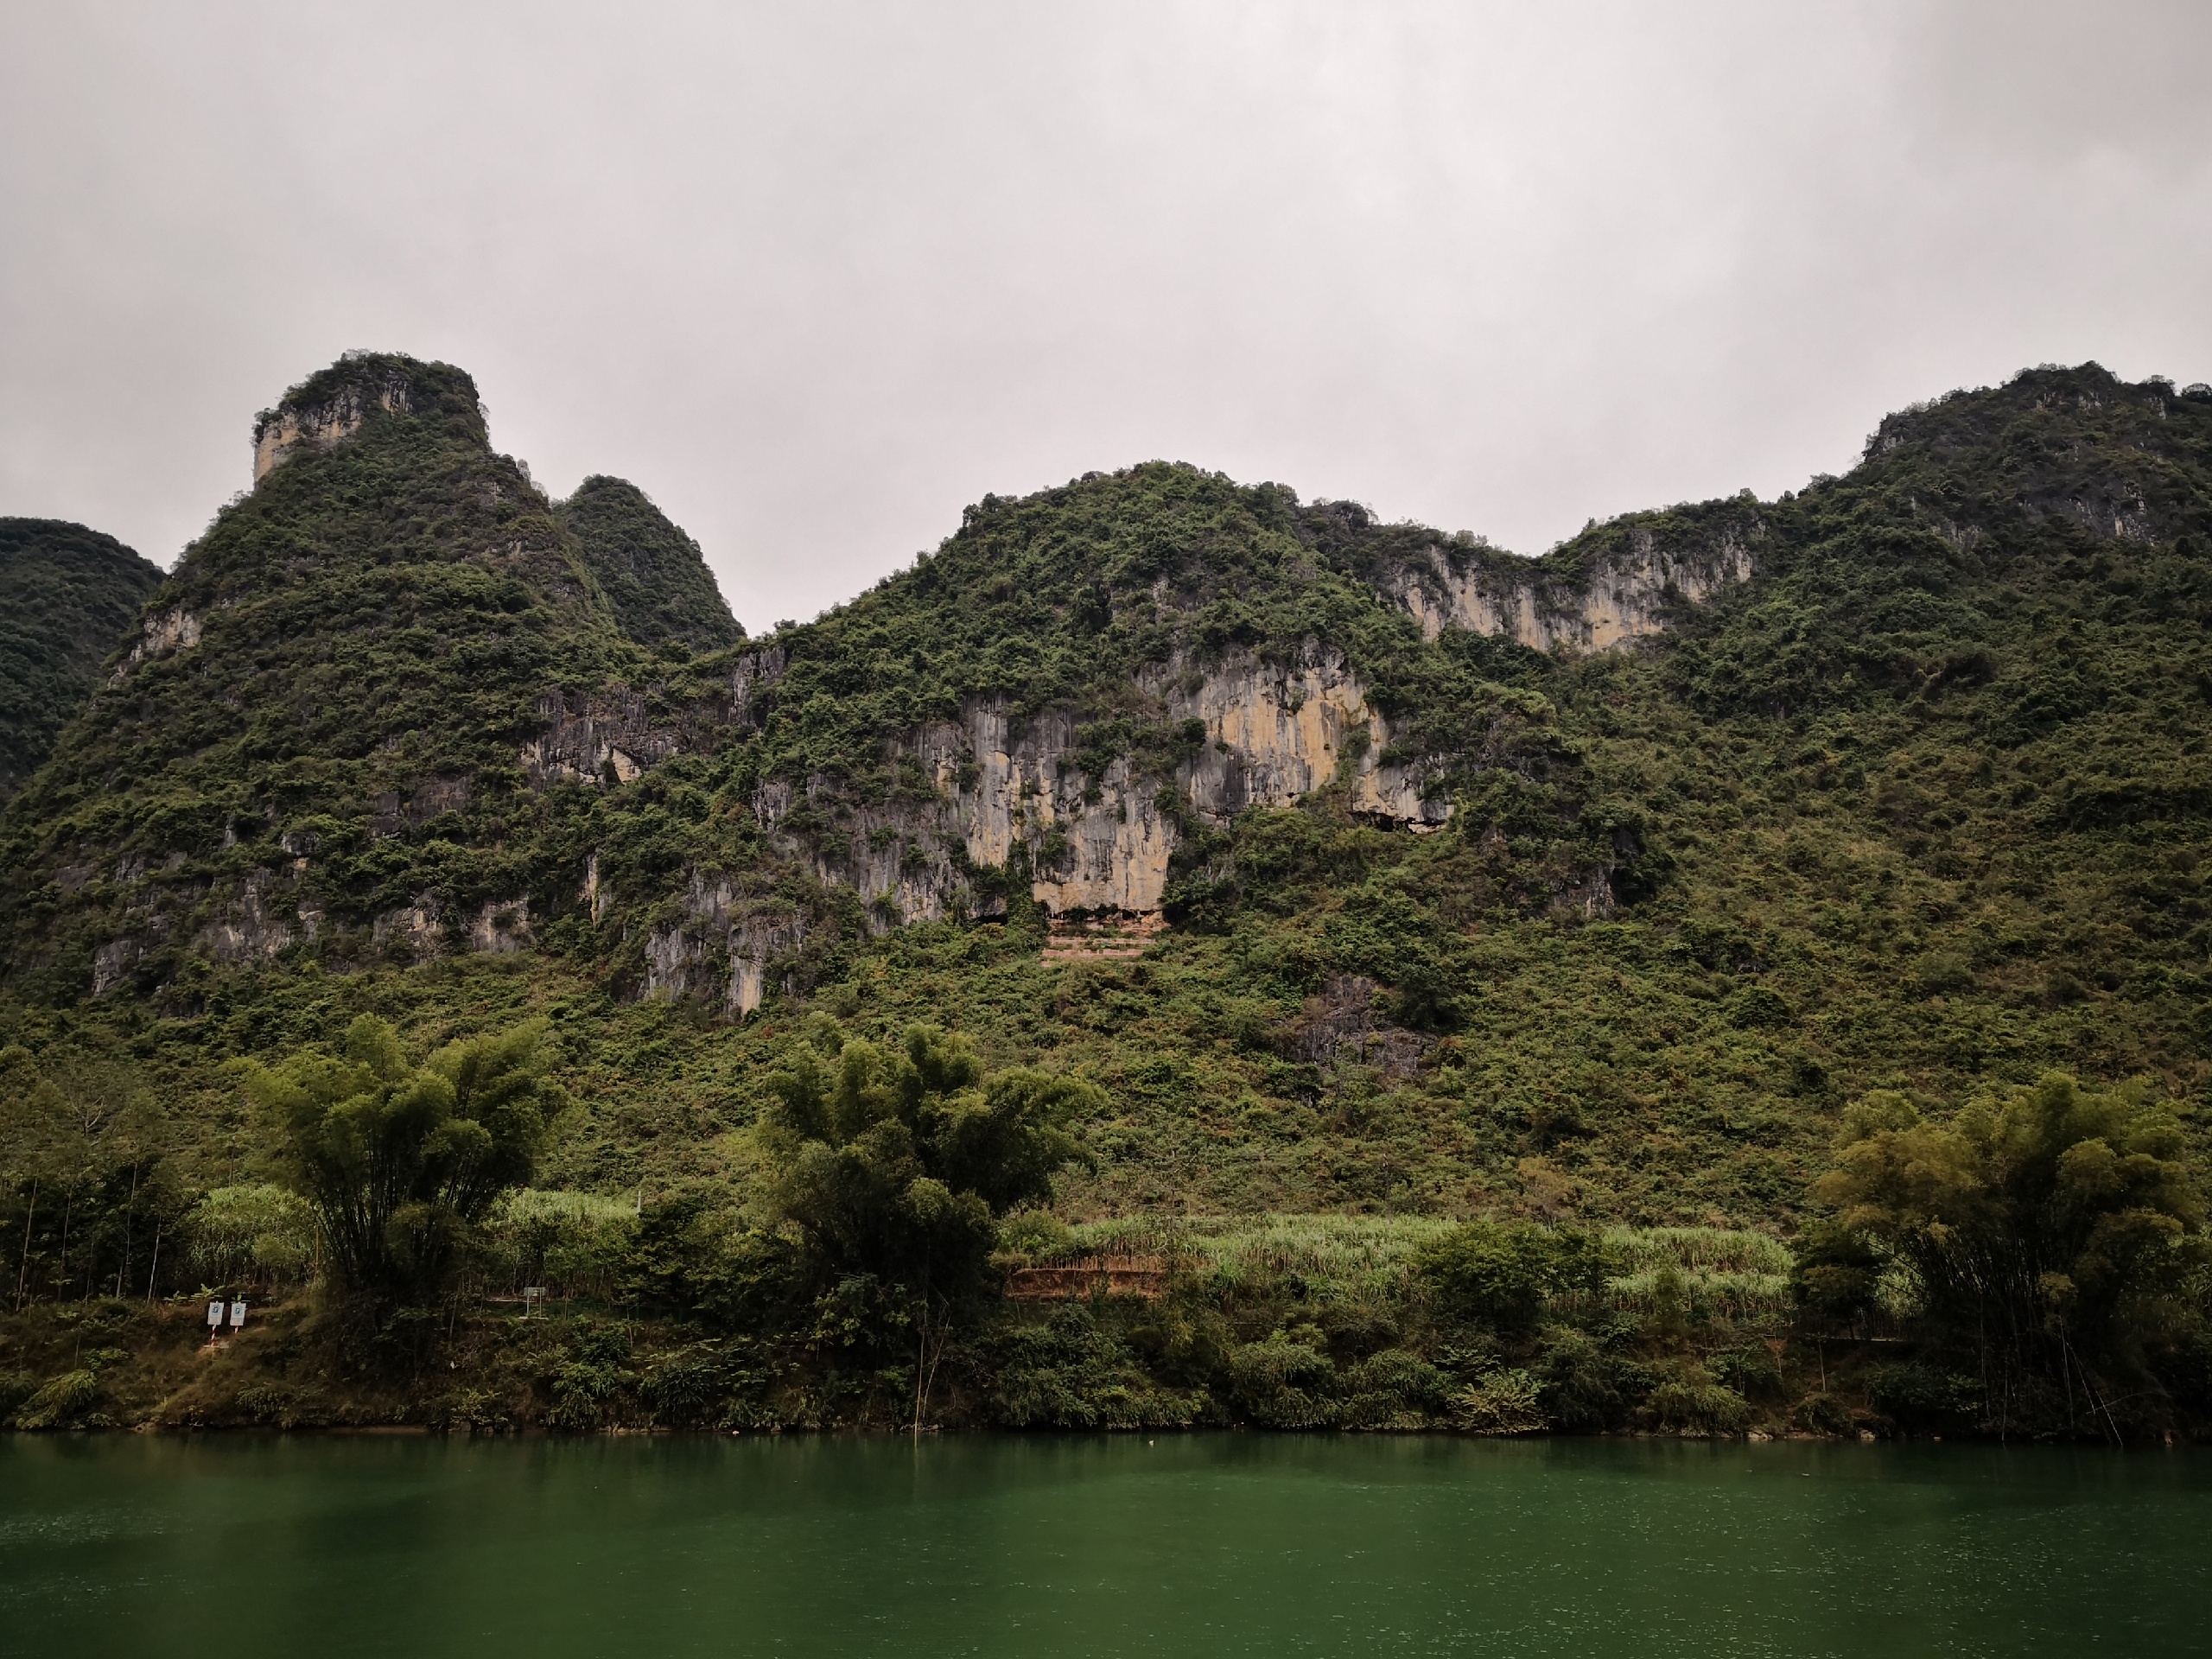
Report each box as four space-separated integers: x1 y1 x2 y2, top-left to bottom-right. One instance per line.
1048 1214 1796 1322
1594 1227 1794 1323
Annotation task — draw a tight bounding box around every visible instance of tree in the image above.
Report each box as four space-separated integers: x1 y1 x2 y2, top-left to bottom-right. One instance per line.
0 1043 170 1306
240 1015 559 1301
758 1024 1095 1421
1413 1218 1609 1338
1811 1073 2208 1437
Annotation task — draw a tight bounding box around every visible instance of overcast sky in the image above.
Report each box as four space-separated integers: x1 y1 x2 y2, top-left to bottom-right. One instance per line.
4 3 2209 631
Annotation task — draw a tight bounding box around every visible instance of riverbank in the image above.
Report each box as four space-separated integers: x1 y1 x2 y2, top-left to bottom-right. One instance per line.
0 1217 2049 1440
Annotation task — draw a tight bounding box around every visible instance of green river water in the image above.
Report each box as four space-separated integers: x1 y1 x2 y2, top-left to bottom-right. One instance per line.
0 1434 2203 1656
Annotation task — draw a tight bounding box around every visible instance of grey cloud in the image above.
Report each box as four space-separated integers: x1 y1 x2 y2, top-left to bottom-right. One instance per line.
3 1 2208 632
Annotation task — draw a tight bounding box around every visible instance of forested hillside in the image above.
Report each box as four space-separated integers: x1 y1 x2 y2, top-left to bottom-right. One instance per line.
1 353 2208 1439
0 519 163 799
561 474 745 654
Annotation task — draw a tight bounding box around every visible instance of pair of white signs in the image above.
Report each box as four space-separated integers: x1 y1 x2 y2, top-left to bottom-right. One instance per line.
206 1300 248 1330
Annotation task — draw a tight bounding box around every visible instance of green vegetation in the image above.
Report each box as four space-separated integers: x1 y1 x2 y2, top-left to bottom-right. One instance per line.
0 518 163 799
1 355 2209 1439
240 1015 559 1300
1804 1071 2207 1438
560 474 745 653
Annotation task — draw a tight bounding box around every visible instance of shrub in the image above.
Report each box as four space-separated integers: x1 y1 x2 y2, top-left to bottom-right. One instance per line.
545 1319 633 1429
1710 1344 1787 1402
1340 1349 1450 1427
1227 1333 1338 1427
1793 1391 1856 1435
1450 1367 1546 1434
15 1368 102 1429
1865 1361 1981 1431
1646 1363 1750 1435
1414 1219 1607 1337
991 1306 1203 1428
1535 1329 1652 1431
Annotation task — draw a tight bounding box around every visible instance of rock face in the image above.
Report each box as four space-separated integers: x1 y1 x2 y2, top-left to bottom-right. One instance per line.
520 690 688 788
253 364 414 481
1386 525 1756 650
119 605 203 671
639 644 1464 1006
641 871 811 1014
1160 646 1448 831
789 644 1443 920
251 351 487 483
621 511 1767 1007
16 351 1777 1012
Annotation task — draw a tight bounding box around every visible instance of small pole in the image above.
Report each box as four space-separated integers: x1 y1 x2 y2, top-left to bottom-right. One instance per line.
16 1177 35 1310
116 1160 139 1299
143 1224 162 1303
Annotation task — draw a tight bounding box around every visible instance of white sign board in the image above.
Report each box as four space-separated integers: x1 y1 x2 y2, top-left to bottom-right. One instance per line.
207 1300 225 1327
229 1300 247 1328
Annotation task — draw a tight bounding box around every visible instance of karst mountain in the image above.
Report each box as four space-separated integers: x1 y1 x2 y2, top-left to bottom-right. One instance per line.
1 350 2206 1222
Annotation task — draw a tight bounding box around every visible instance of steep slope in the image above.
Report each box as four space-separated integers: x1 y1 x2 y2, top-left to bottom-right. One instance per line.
0 519 164 799
1 358 2206 1233
0 353 645 997
559 475 745 653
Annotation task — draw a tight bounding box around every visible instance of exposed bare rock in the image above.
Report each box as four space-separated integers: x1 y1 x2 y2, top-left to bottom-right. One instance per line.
728 912 809 1014
1156 645 1452 832
1549 868 1618 922
1387 526 1753 651
370 773 476 837
410 774 473 818
520 689 684 787
728 646 787 727
1281 974 1430 1077
110 606 202 680
469 898 533 955
92 938 141 996
1033 763 1177 912
373 898 444 961
253 362 413 481
194 868 294 964
752 645 1452 926
642 870 811 1013
2023 481 2156 542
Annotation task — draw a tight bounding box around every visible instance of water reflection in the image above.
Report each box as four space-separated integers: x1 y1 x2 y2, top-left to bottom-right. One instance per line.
1 1435 2204 1657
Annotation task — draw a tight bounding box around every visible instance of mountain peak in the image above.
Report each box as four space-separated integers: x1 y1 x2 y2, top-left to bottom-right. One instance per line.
251 351 486 483
559 475 744 653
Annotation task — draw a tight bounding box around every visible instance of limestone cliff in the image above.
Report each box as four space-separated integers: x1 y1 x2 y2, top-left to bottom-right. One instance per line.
632 643 1465 1007
1382 520 1758 651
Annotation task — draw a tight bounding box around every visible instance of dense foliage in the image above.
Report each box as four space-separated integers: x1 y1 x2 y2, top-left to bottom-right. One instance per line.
0 518 163 799
560 474 745 653
2 356 2209 1438
240 1015 559 1300
1805 1073 2207 1436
